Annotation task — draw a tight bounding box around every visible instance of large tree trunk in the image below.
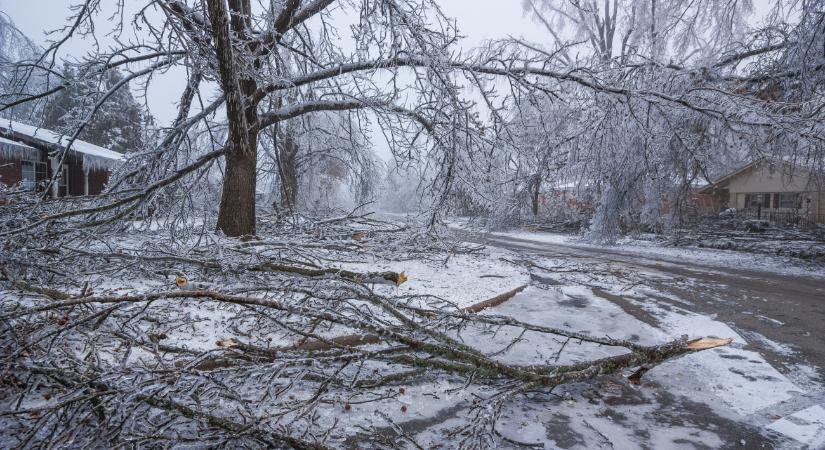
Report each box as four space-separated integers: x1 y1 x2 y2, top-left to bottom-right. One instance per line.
531 177 541 216
217 138 258 236
207 0 259 237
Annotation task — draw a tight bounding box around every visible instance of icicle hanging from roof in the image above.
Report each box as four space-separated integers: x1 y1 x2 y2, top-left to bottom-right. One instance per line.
0 136 40 160
0 119 124 170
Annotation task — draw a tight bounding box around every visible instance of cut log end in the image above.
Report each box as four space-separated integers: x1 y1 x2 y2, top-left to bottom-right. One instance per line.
362 271 408 286
627 337 733 385
686 337 734 350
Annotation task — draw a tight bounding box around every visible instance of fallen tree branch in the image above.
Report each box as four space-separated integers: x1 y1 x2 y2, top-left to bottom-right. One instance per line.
251 262 407 286
464 284 528 313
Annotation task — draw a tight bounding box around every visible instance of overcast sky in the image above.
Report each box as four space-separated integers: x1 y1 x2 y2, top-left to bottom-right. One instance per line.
0 1 774 162
0 0 548 126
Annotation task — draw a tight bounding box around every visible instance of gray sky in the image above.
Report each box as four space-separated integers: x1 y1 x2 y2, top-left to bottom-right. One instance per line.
0 0 774 162
0 0 548 126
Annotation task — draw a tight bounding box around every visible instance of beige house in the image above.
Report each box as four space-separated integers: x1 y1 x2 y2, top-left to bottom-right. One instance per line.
696 159 825 225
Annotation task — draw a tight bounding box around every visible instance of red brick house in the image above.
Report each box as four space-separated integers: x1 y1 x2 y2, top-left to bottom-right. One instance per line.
0 119 123 197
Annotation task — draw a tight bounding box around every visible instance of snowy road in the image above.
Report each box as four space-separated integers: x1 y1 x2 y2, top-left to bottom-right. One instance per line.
469 230 825 374
452 229 825 448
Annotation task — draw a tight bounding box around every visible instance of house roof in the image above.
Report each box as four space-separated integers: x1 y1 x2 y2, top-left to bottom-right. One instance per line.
0 119 124 169
697 159 765 194
697 157 822 194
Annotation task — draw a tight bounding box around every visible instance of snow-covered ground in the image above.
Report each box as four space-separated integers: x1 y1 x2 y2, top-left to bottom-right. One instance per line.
355 219 825 447
432 249 825 448
5 218 824 448
335 238 825 447
341 246 529 309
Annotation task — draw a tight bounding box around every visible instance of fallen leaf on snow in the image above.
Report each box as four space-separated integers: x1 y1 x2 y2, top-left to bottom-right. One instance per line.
175 275 188 289
396 272 408 286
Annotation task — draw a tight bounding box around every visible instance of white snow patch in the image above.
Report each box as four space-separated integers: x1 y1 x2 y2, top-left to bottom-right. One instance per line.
739 329 799 357
768 404 825 447
341 247 530 308
634 299 804 416
464 285 661 365
652 347 802 416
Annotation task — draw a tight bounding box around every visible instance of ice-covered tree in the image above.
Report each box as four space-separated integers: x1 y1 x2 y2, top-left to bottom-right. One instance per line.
0 13 49 120
482 0 825 241
259 110 378 213
42 66 145 153
0 0 511 236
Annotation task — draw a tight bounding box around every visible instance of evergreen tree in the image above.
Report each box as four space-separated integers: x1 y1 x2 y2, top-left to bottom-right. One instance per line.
42 66 145 153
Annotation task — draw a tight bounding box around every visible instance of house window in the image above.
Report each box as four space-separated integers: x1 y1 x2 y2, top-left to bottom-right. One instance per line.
745 193 767 208
20 160 47 191
778 193 800 209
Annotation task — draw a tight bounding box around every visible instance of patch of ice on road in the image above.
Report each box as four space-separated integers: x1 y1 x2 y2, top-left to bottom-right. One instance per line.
756 314 785 327
793 404 825 426
488 277 813 437
467 282 804 419
768 404 825 448
738 329 799 358
450 240 823 444
465 285 664 365
635 299 804 416
649 302 739 341
651 347 802 416
794 364 824 388
492 387 732 450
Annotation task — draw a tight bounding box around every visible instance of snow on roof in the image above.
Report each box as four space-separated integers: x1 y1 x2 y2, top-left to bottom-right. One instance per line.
0 136 33 148
553 181 578 190
0 119 124 169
